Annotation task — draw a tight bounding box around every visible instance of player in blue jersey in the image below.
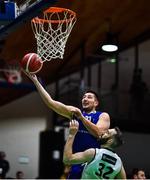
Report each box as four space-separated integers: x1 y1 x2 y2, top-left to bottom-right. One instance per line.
23 71 110 179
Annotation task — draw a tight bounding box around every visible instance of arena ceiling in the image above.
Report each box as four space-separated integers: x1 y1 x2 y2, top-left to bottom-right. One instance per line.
0 0 150 106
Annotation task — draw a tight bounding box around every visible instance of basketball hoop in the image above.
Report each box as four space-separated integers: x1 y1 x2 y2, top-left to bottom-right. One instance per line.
31 7 77 62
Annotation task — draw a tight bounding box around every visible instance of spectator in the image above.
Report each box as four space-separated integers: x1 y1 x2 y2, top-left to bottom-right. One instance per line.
0 151 10 179
131 168 146 179
16 171 24 179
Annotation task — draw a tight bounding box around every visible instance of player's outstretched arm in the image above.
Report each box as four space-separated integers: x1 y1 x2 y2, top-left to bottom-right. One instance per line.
22 70 76 119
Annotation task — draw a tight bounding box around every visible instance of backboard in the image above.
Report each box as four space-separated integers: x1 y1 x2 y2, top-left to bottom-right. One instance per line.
0 0 58 40
0 1 17 25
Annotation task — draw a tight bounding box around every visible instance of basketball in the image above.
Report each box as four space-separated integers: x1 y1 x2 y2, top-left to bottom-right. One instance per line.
20 53 43 74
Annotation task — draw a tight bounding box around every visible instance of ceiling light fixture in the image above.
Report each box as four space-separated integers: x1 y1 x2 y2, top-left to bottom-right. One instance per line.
101 19 118 52
102 44 118 52
101 32 118 52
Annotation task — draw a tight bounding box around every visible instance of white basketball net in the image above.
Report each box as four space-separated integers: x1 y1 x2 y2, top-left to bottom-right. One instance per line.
31 7 77 62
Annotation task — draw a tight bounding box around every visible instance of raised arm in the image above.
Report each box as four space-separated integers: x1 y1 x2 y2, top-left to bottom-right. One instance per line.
23 71 77 119
63 120 94 165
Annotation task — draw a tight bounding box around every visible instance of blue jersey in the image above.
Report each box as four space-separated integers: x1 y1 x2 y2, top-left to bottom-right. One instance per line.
73 111 102 152
68 110 102 179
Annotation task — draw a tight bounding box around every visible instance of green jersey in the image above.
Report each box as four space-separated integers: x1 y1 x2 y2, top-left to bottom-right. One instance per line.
81 148 122 179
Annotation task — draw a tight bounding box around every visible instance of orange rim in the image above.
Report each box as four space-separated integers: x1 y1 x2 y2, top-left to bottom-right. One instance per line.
32 7 76 24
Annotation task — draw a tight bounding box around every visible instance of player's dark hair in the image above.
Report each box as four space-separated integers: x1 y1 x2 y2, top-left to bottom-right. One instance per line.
113 127 124 147
84 90 100 102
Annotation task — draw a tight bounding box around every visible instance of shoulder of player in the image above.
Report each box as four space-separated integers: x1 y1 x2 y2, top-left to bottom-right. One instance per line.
84 148 96 163
96 112 110 128
84 148 96 157
99 112 110 120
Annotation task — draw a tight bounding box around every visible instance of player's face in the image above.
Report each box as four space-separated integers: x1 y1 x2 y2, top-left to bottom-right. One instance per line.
100 128 117 144
82 92 98 112
101 128 117 139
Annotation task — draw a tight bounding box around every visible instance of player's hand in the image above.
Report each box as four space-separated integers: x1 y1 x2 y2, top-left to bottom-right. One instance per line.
69 120 79 136
71 107 83 119
21 68 38 81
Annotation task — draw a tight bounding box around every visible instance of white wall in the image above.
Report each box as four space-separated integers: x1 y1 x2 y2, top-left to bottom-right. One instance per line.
0 89 52 178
